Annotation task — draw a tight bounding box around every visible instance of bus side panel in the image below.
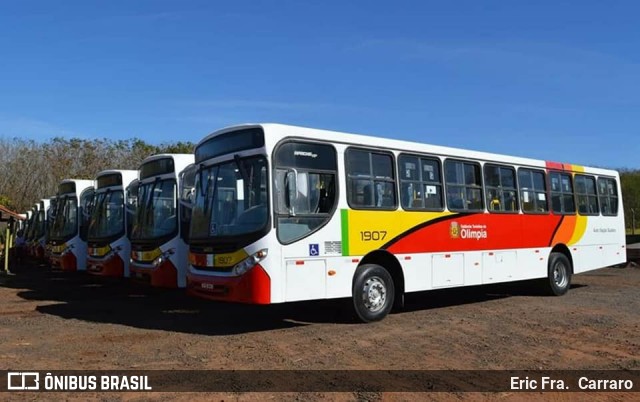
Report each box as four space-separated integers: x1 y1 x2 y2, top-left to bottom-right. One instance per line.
73 237 88 271
572 245 603 274
515 248 550 281
277 211 346 302
171 238 189 288
401 254 431 293
569 210 626 273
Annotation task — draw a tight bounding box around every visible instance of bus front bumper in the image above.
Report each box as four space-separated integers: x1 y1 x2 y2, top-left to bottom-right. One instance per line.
50 251 77 272
130 260 179 288
186 263 271 304
87 254 125 277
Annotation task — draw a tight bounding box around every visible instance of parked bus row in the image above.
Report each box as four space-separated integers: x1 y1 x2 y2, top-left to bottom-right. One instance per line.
21 154 196 289
18 124 626 322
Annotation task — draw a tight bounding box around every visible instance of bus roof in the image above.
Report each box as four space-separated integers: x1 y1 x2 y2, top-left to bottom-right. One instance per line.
197 123 617 177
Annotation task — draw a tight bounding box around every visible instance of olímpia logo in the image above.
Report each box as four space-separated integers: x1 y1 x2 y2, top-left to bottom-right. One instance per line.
450 222 488 240
449 221 460 239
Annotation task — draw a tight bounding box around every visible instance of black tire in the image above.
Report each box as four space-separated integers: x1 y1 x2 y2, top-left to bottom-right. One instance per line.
352 264 395 323
545 252 572 296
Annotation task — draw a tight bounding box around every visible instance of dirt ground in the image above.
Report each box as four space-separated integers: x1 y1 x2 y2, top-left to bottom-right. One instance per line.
0 259 638 401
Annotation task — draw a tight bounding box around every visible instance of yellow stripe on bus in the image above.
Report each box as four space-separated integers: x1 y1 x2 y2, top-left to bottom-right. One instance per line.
568 216 588 246
189 249 248 267
342 209 453 255
88 245 111 257
51 243 67 254
131 248 162 262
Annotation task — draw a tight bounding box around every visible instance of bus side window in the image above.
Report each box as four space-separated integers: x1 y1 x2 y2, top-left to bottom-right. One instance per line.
317 176 335 213
575 174 599 216
447 188 464 210
484 164 518 213
346 149 397 210
362 183 373 207
598 177 619 216
518 168 548 214
398 154 443 211
550 172 575 215
444 159 483 212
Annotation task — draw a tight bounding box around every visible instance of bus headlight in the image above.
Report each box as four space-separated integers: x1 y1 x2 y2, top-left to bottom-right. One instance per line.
60 244 75 257
233 249 268 276
104 245 122 261
152 249 175 267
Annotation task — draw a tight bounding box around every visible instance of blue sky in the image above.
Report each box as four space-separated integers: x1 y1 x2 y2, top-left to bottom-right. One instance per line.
1 1 638 168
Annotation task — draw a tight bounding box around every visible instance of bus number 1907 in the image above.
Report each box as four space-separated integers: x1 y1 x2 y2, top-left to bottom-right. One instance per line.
360 230 387 241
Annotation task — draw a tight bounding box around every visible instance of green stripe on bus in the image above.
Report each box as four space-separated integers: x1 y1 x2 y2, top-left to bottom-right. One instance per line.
341 209 349 256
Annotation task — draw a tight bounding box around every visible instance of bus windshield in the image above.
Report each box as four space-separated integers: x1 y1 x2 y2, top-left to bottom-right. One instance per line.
130 179 177 241
50 195 78 240
88 190 124 240
35 209 45 239
190 155 268 240
25 213 36 240
48 198 58 228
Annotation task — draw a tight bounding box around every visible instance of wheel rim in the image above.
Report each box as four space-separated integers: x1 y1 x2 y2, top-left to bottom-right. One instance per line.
552 261 568 288
362 276 387 312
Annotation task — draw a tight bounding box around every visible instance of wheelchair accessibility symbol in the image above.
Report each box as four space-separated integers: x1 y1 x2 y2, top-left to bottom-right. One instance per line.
309 244 319 256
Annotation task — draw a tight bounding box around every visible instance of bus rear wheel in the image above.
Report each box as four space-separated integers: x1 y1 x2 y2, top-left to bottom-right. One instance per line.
545 252 572 296
352 264 395 323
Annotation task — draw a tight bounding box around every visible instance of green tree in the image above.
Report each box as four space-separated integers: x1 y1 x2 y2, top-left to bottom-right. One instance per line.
0 136 196 212
621 169 640 233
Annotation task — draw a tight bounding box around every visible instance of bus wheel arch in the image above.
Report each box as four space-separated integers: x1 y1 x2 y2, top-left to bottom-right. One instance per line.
544 244 573 296
352 250 404 322
360 250 405 303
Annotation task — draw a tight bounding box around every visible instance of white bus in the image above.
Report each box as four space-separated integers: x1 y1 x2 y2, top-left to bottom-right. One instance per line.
44 195 59 262
25 203 39 256
33 198 51 260
178 163 197 246
129 154 195 288
186 124 625 322
48 179 95 271
86 169 138 278
21 210 32 234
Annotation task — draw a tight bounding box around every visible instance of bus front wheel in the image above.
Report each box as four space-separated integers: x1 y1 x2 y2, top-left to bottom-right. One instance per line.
352 264 395 322
545 252 572 296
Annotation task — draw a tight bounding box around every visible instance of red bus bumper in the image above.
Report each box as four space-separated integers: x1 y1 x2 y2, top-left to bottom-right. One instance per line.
57 252 78 271
130 260 178 288
87 254 124 277
49 254 61 269
35 245 45 259
186 263 271 304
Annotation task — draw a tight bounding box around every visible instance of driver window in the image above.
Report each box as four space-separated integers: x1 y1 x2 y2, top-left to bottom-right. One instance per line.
274 141 337 244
